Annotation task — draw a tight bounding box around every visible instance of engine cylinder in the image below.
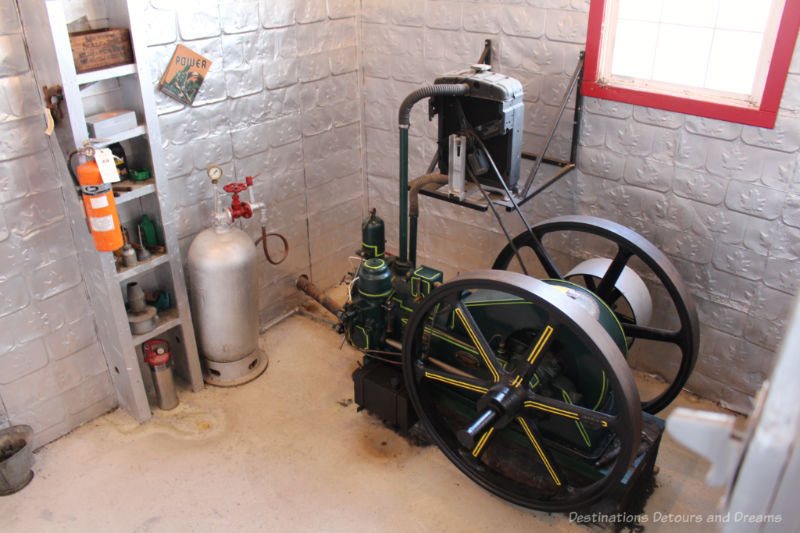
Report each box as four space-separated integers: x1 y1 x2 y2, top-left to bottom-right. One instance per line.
358 258 392 298
346 258 392 350
187 224 267 386
361 211 385 259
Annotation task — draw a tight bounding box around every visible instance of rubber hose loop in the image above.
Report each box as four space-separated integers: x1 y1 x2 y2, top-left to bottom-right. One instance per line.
67 149 83 194
256 226 289 265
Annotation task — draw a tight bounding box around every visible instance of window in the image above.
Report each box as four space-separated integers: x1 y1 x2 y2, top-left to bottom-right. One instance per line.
582 0 800 128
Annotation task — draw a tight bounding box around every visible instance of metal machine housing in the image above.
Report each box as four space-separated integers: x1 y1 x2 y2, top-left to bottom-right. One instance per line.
432 66 524 190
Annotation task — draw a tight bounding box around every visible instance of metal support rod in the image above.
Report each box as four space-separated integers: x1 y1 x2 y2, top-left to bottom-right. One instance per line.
521 151 570 167
520 54 585 199
478 39 492 65
570 51 586 165
517 163 576 208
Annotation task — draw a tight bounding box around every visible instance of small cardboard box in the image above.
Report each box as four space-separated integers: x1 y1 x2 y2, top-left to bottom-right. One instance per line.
69 28 133 73
86 110 137 138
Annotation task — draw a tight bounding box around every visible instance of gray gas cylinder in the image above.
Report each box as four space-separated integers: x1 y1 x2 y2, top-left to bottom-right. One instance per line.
187 222 267 386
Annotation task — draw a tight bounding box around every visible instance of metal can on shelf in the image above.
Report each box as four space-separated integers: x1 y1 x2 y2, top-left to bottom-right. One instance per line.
143 339 178 410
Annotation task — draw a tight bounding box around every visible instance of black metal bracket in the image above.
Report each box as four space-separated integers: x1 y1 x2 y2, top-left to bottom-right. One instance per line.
478 39 492 65
516 50 584 208
42 85 64 123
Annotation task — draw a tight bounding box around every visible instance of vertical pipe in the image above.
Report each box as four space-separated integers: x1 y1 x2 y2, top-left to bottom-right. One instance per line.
409 216 417 267
399 126 409 263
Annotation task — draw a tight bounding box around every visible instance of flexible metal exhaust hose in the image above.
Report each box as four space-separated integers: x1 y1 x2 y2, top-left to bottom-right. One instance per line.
397 84 469 126
408 173 449 217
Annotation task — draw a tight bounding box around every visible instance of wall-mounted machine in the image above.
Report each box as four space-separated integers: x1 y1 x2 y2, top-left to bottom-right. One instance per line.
298 43 699 514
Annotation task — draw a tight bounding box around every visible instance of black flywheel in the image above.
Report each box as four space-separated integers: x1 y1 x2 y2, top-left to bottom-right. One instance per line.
402 270 641 511
492 215 699 414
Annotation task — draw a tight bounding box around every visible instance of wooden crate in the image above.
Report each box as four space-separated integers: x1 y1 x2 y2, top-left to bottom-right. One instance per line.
69 28 133 73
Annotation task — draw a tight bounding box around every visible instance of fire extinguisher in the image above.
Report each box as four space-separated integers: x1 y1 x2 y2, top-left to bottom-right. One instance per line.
68 145 124 252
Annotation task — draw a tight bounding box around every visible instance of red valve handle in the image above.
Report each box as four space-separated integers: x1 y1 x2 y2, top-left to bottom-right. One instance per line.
223 182 247 194
143 339 170 366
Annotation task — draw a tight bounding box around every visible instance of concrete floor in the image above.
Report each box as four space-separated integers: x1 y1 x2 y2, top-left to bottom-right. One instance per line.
1 295 739 532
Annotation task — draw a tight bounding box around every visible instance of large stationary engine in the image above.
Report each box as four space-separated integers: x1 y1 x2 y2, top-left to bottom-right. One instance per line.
298 52 699 513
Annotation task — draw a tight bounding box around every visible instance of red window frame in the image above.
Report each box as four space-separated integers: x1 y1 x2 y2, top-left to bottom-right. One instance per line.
582 0 800 128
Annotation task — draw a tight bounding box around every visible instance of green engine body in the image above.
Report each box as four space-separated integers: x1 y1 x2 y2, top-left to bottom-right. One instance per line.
341 253 628 457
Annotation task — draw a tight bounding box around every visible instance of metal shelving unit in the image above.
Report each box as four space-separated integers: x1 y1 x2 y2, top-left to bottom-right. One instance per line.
21 0 203 422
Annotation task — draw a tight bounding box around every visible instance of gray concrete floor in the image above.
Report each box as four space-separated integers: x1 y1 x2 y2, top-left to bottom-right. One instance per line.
1 293 739 532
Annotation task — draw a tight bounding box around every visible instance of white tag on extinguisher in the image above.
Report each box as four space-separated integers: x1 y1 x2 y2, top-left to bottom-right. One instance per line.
94 148 120 183
90 195 109 209
90 215 115 232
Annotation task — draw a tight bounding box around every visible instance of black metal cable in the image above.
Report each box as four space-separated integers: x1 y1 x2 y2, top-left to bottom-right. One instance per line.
66 149 83 193
451 102 528 274
465 166 527 275
454 100 562 278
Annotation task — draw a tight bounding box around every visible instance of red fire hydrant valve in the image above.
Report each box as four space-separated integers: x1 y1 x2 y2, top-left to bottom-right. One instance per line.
223 181 253 220
223 183 247 194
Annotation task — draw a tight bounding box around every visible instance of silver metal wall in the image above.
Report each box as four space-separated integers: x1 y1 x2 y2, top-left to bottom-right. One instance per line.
0 0 115 448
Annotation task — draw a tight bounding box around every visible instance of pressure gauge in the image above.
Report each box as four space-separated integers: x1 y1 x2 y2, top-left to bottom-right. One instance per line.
207 164 223 183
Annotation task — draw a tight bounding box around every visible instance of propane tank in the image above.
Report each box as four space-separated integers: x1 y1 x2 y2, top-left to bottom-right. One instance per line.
186 165 268 386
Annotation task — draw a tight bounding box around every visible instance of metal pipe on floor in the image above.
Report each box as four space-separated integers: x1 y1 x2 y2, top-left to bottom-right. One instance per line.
296 275 341 317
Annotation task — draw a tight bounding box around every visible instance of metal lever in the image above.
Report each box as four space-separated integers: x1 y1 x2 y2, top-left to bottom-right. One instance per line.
457 408 498 448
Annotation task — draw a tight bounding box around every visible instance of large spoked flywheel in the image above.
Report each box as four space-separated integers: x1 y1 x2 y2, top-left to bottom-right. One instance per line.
492 216 699 414
402 270 641 511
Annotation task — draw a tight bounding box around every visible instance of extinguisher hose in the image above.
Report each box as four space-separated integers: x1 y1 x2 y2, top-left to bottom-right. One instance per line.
67 149 82 193
256 226 289 265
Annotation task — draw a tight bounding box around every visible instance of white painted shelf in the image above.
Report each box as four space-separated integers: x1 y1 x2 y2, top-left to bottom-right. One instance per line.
22 0 203 423
76 63 137 85
94 124 148 146
116 251 169 282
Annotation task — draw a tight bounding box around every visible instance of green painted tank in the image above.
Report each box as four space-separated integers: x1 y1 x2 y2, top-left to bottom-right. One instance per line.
361 210 385 259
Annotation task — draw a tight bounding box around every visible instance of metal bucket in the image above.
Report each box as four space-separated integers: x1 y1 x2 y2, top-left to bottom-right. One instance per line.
0 425 34 495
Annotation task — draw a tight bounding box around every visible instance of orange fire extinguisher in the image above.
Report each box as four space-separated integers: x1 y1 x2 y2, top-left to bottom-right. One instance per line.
68 146 123 252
